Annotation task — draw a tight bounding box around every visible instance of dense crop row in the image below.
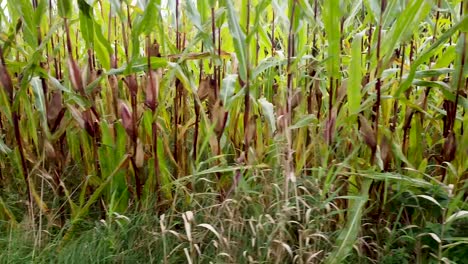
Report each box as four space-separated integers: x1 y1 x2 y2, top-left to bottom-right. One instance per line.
0 0 467 263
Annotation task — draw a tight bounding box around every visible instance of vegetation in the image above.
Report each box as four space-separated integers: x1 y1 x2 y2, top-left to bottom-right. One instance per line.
0 0 467 263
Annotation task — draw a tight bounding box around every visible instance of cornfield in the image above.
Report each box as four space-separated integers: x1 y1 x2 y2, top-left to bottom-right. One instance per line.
0 0 467 263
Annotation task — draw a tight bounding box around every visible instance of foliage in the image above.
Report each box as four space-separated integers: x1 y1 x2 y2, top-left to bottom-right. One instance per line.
0 0 467 263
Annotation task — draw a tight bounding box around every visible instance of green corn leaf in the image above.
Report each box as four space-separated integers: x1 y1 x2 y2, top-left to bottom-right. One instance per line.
395 15 468 97
93 21 112 70
186 0 203 31
348 32 363 117
225 0 248 82
58 0 72 18
131 0 158 58
451 32 467 95
322 0 341 80
73 154 129 222
10 0 37 48
33 0 47 26
380 0 432 70
78 0 94 48
325 179 371 264
290 114 318 129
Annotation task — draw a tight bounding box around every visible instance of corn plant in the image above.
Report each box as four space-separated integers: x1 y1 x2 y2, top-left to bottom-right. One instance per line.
0 0 467 263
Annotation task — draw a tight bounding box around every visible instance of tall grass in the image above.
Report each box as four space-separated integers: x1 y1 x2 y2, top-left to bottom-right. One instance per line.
0 0 467 263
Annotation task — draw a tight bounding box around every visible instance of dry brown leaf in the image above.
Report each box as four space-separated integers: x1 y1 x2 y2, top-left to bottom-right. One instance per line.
82 109 98 138
110 54 118 69
68 58 84 93
443 132 456 162
145 69 161 110
0 49 13 100
229 52 238 75
135 139 145 168
44 140 56 159
336 79 347 106
119 101 135 139
68 105 85 130
245 114 258 146
291 90 302 110
359 115 377 150
212 100 227 137
209 133 220 155
324 109 337 145
47 90 63 124
108 75 118 91
276 106 286 133
380 135 393 171
148 41 160 57
198 76 216 104
124 75 138 97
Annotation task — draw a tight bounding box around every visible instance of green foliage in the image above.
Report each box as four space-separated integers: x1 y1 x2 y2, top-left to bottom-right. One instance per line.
0 0 467 263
